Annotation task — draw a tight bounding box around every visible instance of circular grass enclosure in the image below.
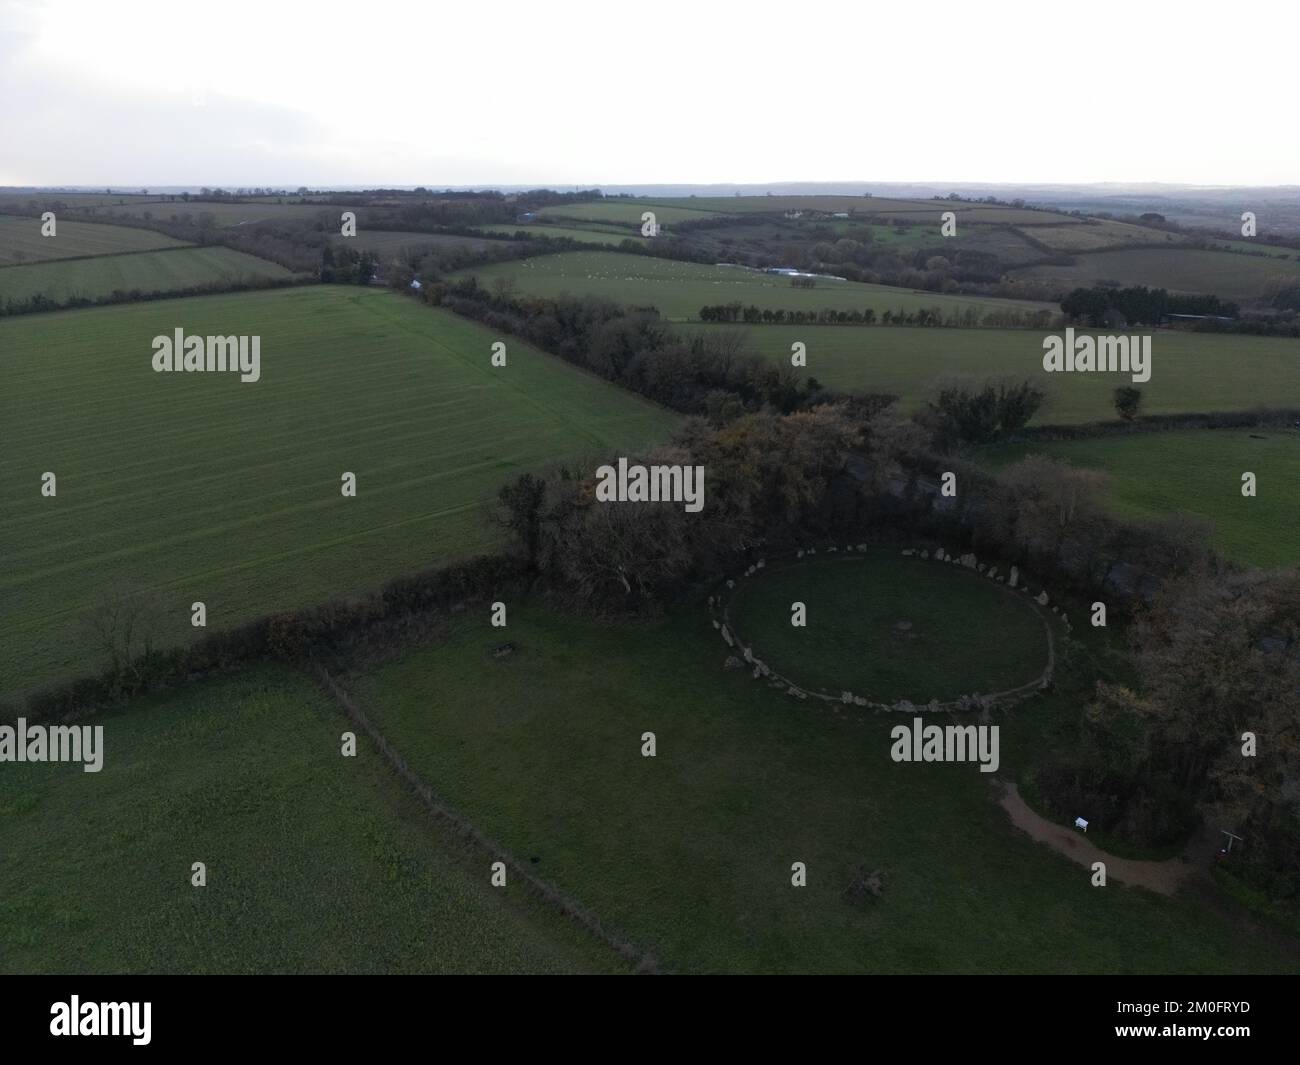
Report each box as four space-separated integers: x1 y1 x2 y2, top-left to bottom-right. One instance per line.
727 548 1050 704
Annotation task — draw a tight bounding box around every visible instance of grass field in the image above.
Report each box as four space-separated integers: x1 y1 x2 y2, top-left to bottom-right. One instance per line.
0 192 173 209
335 230 500 257
78 200 336 228
636 195 1081 225
0 286 678 698
1205 239 1298 260
0 663 619 973
457 251 1055 321
1013 247 1300 300
538 201 724 226
976 429 1300 568
728 552 1050 701
1016 220 1179 253
679 323 1300 423
0 215 189 265
349 600 1297 973
0 246 294 305
479 224 648 246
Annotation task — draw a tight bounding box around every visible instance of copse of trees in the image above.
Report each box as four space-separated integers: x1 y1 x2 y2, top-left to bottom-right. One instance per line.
416 276 829 420
320 244 377 284
1061 285 1239 325
492 402 908 608
1035 568 1300 897
921 377 1046 445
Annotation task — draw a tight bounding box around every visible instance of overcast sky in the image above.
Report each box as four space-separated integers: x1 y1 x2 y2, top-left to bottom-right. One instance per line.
1 0 1294 188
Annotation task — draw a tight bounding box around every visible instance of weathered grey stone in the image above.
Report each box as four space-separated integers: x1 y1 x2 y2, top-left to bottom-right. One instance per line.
841 691 853 704
797 549 805 559
721 626 734 646
961 553 977 569
711 619 720 630
1009 566 1019 588
726 579 735 588
920 550 930 560
977 563 987 574
853 696 868 706
1036 591 1049 606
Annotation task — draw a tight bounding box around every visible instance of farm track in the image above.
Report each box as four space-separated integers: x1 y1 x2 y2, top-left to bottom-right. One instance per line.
998 782 1195 895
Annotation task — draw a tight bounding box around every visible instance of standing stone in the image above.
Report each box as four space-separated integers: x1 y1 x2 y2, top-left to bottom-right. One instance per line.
1009 566 1019 588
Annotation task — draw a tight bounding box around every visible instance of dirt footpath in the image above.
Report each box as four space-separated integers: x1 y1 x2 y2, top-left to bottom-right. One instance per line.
997 782 1195 895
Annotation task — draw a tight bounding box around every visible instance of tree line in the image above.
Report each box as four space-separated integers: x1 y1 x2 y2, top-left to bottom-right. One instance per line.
698 302 1058 329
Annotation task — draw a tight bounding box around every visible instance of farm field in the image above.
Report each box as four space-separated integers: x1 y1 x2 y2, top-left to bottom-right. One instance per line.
335 230 501 257
0 663 618 974
1016 220 1181 253
1205 238 1298 259
0 215 190 265
479 224 648 246
538 201 724 226
0 246 294 305
457 251 1056 321
0 286 678 698
350 601 1297 974
975 429 1300 569
76 200 336 228
1012 247 1299 300
680 323 1300 423
639 195 1081 225
0 192 173 209
728 552 1051 701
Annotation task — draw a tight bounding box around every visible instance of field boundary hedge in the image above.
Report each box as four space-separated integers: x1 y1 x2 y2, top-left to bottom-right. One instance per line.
999 407 1300 443
3 554 531 725
0 273 311 318
0 242 204 271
